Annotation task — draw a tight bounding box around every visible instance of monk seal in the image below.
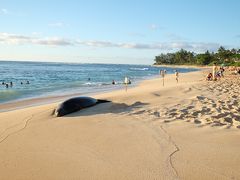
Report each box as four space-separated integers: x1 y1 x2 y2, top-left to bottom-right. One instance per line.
54 96 110 117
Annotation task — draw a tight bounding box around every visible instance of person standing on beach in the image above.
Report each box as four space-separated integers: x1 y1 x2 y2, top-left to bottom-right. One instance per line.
160 70 165 86
175 70 179 83
164 69 167 75
124 76 129 91
124 77 131 91
212 63 217 80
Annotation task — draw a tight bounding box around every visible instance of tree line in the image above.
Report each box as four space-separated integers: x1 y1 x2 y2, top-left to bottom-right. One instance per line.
154 46 240 66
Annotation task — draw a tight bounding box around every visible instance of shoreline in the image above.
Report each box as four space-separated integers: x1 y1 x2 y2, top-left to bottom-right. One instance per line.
0 68 201 113
0 79 138 113
0 68 239 179
0 86 122 113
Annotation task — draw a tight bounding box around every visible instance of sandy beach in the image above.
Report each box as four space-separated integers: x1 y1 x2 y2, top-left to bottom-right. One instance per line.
0 69 240 179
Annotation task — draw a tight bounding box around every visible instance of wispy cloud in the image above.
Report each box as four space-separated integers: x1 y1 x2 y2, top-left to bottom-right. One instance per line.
0 33 35 44
48 22 65 27
150 24 158 30
76 40 119 48
0 8 9 15
76 40 220 52
0 33 73 46
0 8 26 16
34 38 73 46
0 32 220 52
149 24 165 30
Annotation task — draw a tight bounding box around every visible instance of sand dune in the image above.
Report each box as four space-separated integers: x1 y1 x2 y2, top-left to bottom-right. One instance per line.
0 69 240 179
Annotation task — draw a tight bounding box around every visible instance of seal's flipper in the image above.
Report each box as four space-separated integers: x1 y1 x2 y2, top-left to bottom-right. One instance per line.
96 99 111 104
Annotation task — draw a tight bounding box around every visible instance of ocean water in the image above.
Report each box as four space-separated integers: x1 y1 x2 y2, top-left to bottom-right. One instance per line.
0 61 198 103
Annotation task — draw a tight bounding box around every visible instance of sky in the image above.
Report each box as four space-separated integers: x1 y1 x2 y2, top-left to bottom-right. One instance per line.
0 0 240 64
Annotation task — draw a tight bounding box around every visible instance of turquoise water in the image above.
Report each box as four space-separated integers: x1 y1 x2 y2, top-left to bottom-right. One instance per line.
0 61 198 103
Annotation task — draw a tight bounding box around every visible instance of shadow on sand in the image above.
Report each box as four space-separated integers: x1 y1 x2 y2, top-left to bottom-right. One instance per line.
59 101 149 117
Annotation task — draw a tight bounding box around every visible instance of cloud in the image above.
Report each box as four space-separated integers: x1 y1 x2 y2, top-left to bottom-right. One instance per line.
0 33 73 46
0 8 9 15
0 9 27 17
34 38 73 46
149 24 165 30
0 33 35 45
190 42 220 52
76 40 220 52
76 40 119 48
0 32 220 52
48 22 64 27
150 24 158 30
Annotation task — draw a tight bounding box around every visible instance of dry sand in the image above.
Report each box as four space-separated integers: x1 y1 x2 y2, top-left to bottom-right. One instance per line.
0 69 239 180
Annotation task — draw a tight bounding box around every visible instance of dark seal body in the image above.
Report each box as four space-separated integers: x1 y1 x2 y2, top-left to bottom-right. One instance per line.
55 96 110 117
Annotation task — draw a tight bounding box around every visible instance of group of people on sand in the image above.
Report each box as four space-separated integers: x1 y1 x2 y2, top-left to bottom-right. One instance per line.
206 63 240 81
1 80 30 88
206 63 225 81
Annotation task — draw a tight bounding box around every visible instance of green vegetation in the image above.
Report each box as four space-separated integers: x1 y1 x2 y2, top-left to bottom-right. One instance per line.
154 46 240 66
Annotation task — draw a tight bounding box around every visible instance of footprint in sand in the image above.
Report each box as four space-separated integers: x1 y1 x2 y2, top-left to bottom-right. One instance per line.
211 121 226 127
169 108 178 112
196 95 206 101
152 93 161 97
152 111 160 117
194 119 201 124
212 112 229 119
169 112 178 116
184 87 192 93
191 111 200 116
147 110 161 118
224 117 233 124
